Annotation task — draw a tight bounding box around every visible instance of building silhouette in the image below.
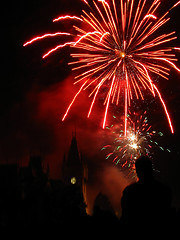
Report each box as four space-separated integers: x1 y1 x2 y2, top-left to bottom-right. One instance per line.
62 133 88 210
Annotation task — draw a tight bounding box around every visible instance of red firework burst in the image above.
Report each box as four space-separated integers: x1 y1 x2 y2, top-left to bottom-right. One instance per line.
23 0 180 134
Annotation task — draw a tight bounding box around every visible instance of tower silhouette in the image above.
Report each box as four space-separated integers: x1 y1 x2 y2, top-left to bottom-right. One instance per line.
62 133 88 212
63 133 82 185
62 133 88 186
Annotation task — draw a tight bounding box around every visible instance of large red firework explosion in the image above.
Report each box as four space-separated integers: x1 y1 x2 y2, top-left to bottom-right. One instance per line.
24 0 180 135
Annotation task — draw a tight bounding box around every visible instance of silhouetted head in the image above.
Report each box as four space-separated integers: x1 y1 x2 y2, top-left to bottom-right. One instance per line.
135 156 153 181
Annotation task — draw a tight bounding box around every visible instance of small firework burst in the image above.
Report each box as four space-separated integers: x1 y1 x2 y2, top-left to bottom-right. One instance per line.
101 111 171 177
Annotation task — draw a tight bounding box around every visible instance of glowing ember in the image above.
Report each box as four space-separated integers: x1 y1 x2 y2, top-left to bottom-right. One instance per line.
129 143 138 149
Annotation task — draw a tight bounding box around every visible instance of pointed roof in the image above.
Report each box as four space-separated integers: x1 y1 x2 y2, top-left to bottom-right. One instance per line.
67 134 81 167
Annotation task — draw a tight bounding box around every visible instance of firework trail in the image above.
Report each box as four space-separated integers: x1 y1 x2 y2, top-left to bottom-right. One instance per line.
23 0 180 133
101 111 171 177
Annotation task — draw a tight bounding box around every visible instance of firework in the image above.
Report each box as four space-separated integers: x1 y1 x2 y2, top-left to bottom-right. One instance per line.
23 0 180 133
101 111 171 177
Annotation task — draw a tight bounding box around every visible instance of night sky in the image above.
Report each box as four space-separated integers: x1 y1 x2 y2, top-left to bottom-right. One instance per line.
1 0 180 211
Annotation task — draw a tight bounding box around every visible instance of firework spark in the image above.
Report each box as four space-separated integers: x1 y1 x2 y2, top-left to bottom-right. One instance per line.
53 15 83 22
23 0 179 133
23 33 71 46
101 111 171 177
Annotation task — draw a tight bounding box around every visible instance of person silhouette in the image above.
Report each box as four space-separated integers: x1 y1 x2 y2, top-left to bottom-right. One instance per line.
121 156 172 228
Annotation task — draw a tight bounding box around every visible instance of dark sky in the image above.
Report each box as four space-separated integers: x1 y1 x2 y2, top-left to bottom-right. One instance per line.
1 0 180 210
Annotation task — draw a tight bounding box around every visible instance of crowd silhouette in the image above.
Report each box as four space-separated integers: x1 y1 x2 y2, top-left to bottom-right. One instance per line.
0 155 179 234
